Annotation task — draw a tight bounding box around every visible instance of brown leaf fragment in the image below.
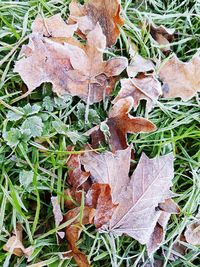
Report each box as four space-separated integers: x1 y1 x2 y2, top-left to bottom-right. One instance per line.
81 146 132 203
113 76 162 112
3 223 33 258
158 198 180 214
64 23 128 104
184 210 200 245
159 54 200 101
51 196 65 241
64 188 83 210
32 14 77 38
86 183 118 228
107 97 157 151
69 0 124 47
67 154 90 190
14 34 73 95
64 206 95 267
108 152 174 245
169 235 187 261
149 23 175 54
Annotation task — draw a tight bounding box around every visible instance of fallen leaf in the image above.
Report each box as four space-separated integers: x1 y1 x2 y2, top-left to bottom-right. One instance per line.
149 23 175 54
159 54 200 101
64 206 95 267
14 34 72 95
107 97 156 151
113 76 162 112
64 23 128 104
127 45 155 77
67 154 90 190
69 0 124 47
32 14 77 38
147 199 180 255
64 188 83 210
81 146 132 203
86 183 118 228
3 223 33 258
184 210 200 245
51 196 65 241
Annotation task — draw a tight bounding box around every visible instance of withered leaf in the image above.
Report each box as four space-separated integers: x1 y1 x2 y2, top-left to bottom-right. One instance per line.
69 0 124 47
159 54 200 101
113 76 162 112
67 153 90 190
32 14 77 38
86 183 118 228
184 210 200 245
147 199 180 255
14 34 72 95
81 146 132 203
64 23 128 104
51 196 65 240
64 206 95 267
107 97 156 151
3 223 33 258
149 23 175 54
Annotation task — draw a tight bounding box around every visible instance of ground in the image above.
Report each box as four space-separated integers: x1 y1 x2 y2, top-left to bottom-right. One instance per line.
0 0 200 266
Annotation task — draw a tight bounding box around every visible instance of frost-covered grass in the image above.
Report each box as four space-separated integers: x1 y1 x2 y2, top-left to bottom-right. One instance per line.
0 0 200 266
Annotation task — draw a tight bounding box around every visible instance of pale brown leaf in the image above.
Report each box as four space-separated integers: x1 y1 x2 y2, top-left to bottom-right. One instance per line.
51 196 65 241
108 152 174 245
159 54 200 101
32 14 77 38
184 210 200 245
113 76 162 112
3 223 33 258
69 0 124 47
64 23 128 104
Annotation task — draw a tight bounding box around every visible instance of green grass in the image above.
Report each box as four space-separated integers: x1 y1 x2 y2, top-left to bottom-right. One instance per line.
0 0 200 266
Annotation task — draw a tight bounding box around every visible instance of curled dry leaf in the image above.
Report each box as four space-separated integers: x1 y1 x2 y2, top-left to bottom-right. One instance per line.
184 210 200 245
64 23 128 104
64 206 95 267
32 14 77 38
147 199 180 255
159 54 200 101
3 223 33 258
51 196 65 240
149 23 175 54
86 183 118 228
69 0 124 47
113 76 162 112
82 148 176 250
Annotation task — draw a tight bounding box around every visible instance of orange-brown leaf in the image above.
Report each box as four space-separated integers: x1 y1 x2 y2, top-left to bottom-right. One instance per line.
86 183 118 228
69 0 124 47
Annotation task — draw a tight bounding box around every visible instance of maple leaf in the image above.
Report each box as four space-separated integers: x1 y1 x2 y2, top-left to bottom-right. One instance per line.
69 0 124 47
32 14 77 38
113 76 162 112
81 147 176 249
184 209 200 245
64 23 128 104
64 206 95 267
3 223 33 258
88 97 156 152
159 54 200 101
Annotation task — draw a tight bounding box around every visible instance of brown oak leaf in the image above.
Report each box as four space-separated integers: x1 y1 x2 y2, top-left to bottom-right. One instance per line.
64 206 95 267
64 23 128 104
159 54 200 101
113 76 162 112
86 183 118 228
3 223 33 258
69 0 124 47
